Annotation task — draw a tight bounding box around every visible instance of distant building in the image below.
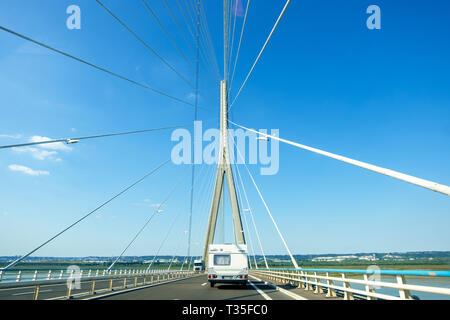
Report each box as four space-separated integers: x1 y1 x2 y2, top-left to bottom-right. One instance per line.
358 254 377 261
382 254 402 260
311 255 357 262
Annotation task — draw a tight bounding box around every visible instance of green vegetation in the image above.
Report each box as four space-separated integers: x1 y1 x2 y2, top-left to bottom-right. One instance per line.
1 252 449 273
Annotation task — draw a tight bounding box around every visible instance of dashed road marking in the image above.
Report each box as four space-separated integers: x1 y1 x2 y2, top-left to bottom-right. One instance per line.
13 289 52 296
248 281 272 300
249 275 308 300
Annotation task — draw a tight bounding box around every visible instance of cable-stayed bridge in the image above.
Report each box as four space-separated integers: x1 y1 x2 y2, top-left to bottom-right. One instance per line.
0 0 449 301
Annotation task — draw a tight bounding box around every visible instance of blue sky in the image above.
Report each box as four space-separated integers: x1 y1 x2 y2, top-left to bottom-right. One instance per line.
0 0 449 260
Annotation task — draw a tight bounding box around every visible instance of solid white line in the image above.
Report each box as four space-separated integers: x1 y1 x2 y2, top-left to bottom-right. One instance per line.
250 275 307 300
248 281 272 300
0 277 116 293
12 289 52 296
81 274 202 300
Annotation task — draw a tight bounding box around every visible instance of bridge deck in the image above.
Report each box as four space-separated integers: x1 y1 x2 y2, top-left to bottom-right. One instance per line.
0 273 343 300
89 274 340 300
92 275 288 300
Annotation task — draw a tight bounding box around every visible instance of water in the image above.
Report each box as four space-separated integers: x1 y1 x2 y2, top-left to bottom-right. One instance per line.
331 276 450 300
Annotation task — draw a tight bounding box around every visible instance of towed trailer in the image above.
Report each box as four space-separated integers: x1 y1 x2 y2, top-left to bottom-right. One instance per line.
207 244 248 287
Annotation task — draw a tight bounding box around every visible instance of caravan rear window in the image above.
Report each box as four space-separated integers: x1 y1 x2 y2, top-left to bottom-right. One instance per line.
214 254 231 266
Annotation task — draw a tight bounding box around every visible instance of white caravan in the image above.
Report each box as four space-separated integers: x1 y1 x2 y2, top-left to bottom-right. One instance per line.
207 244 248 287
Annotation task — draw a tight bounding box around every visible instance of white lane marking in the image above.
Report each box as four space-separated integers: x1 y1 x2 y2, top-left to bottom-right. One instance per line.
0 278 113 292
201 282 207 286
81 274 203 300
12 289 52 296
249 275 308 300
248 281 272 300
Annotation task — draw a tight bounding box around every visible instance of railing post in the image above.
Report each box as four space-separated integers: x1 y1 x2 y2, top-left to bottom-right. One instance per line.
32 270 38 281
123 277 127 288
90 279 96 295
363 274 375 300
96 270 99 277
59 270 63 279
396 275 412 300
325 272 336 297
0 270 3 282
304 272 311 291
341 273 354 300
143 275 146 285
66 279 73 299
87 269 92 278
298 271 304 289
134 276 138 287
109 278 113 291
33 284 40 300
289 270 295 286
16 271 22 282
46 270 52 280
314 272 323 294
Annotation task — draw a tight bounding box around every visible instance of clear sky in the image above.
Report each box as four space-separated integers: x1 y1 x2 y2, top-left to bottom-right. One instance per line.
0 0 449 260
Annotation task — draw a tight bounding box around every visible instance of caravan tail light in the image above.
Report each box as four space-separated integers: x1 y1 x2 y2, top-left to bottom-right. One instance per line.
244 275 248 279
213 275 217 278
208 275 211 279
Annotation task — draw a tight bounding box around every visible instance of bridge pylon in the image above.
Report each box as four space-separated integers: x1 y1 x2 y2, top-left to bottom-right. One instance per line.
202 80 245 266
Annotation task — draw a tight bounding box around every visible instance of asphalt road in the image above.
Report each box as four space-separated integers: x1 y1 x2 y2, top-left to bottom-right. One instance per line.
0 274 331 300
96 275 295 300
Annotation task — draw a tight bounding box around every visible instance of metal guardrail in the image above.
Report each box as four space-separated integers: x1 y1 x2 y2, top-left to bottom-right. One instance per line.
251 268 450 300
0 268 195 300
